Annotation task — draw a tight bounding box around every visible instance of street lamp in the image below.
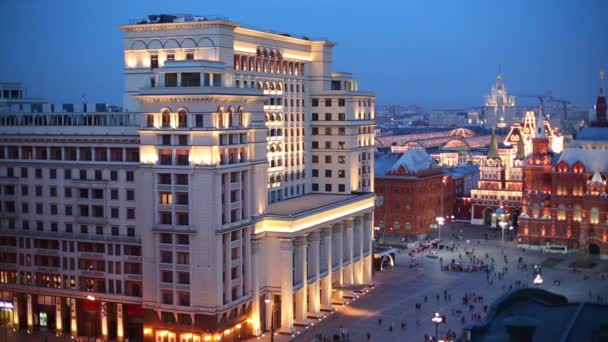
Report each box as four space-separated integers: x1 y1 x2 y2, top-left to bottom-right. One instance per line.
533 274 543 287
264 295 274 342
436 217 445 241
431 312 445 340
499 221 507 253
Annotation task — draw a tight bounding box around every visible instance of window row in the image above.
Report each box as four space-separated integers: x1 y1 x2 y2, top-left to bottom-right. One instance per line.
234 54 304 76
0 146 139 162
2 167 135 182
311 183 347 192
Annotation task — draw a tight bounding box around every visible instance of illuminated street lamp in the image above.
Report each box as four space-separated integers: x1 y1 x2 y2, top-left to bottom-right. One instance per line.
533 274 543 287
499 221 508 253
436 216 445 241
264 295 274 342
431 312 445 340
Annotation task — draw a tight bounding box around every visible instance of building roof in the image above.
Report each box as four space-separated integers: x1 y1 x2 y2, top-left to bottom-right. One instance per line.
375 148 441 179
265 193 361 217
558 148 608 173
388 148 437 173
575 127 608 141
465 288 608 342
443 164 480 177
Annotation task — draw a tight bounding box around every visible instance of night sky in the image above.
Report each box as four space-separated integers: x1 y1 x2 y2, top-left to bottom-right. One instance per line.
1 0 606 108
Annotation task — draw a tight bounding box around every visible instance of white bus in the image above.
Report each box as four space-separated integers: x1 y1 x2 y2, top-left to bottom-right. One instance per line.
544 244 568 254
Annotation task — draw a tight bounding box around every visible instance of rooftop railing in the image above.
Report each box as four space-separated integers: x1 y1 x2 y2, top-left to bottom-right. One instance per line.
0 112 139 127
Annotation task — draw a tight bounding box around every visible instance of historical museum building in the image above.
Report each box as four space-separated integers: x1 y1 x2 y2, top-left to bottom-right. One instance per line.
374 148 454 238
518 72 608 258
470 109 562 226
0 14 376 341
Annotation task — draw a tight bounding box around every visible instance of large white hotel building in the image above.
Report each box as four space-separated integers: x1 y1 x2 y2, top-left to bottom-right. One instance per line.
0 14 376 341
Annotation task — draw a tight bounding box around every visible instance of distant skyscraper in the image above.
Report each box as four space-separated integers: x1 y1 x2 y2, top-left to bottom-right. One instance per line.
483 66 517 128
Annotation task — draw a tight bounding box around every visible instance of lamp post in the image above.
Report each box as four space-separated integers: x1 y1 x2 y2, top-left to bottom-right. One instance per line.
499 221 507 253
431 312 445 340
264 295 274 342
436 217 445 241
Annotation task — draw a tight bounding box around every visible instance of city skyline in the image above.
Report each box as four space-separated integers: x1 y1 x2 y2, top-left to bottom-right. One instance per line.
1 0 607 109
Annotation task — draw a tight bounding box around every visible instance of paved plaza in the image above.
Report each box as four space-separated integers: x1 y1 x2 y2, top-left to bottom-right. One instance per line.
2 224 607 342
253 223 608 342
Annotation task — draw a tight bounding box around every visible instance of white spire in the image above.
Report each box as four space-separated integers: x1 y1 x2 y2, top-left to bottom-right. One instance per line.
536 101 545 138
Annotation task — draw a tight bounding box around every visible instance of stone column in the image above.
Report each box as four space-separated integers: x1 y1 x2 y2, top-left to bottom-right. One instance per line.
308 232 321 317
343 219 354 286
55 296 63 335
363 212 374 285
12 295 19 330
117 303 124 342
250 238 262 336
334 223 344 287
354 216 364 285
101 302 108 340
279 238 294 333
70 298 78 337
294 236 308 325
26 294 33 332
320 228 333 310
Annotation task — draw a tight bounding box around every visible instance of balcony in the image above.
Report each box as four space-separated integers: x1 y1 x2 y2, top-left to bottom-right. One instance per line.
125 274 143 281
124 255 142 263
80 269 105 277
79 252 105 260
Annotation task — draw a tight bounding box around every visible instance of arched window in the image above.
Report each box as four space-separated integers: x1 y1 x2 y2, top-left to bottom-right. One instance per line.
177 108 188 128
573 205 582 222
590 207 600 224
227 106 234 127
217 106 224 128
557 204 566 221
161 108 171 128
236 107 244 127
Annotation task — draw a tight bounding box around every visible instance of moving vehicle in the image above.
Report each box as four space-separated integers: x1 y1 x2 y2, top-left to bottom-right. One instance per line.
544 244 568 254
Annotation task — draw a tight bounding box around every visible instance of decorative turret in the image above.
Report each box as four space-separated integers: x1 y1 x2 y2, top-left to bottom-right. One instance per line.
536 102 546 139
487 128 499 159
592 70 607 126
516 136 525 159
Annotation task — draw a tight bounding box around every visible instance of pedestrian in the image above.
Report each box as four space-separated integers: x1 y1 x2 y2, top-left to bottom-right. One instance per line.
366 332 371 340
424 295 428 303
378 318 382 326
389 322 393 332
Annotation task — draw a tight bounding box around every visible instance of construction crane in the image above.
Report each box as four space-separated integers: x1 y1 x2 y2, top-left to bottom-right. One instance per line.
515 93 571 129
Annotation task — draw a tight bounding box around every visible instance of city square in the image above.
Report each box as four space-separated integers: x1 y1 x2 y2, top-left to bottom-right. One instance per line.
278 223 608 342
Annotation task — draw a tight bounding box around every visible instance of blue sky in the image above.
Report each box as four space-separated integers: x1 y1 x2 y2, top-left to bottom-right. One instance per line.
1 0 606 108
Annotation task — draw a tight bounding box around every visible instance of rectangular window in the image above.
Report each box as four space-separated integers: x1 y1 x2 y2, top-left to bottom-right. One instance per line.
195 114 204 127
186 52 194 60
338 99 346 106
338 113 346 120
147 55 159 70
181 72 200 87
213 73 222 87
325 99 332 107
325 113 332 121
164 73 178 87
311 99 319 107
331 81 341 90
312 113 319 121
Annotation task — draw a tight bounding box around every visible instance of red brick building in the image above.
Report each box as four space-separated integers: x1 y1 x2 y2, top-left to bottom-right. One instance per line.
374 148 453 238
518 72 608 258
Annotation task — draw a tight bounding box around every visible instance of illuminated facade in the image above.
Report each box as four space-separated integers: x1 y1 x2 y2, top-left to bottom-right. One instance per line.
518 72 608 258
470 129 523 226
374 148 454 237
470 108 563 226
483 67 517 128
0 14 376 341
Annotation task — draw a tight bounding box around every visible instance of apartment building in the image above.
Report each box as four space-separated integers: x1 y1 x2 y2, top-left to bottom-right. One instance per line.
0 14 376 342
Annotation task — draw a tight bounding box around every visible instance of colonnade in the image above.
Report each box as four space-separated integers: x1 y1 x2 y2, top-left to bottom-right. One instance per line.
252 211 374 335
